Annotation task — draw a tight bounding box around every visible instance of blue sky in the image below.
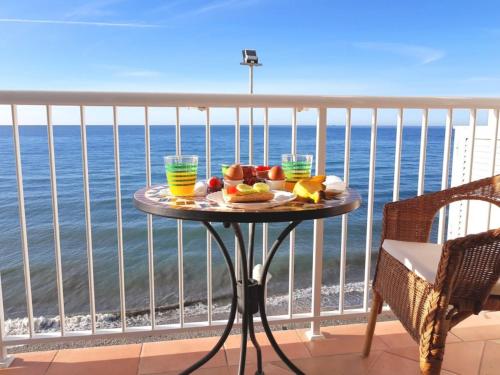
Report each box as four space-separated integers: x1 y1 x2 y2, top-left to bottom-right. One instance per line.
1 0 500 95
0 1 499 125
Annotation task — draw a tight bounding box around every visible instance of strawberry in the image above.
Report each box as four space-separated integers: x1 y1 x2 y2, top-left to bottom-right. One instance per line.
208 176 222 193
256 165 271 171
227 185 237 194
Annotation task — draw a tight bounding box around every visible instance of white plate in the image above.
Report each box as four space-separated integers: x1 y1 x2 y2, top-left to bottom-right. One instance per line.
206 190 297 209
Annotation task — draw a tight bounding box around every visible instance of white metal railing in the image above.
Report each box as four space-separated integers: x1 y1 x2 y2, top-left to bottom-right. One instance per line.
1 91 500 362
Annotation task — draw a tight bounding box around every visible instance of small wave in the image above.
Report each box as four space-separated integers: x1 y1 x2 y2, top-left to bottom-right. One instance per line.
4 281 366 336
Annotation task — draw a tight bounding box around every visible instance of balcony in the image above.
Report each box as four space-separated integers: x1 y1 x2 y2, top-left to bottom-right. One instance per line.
2 312 499 375
0 91 499 374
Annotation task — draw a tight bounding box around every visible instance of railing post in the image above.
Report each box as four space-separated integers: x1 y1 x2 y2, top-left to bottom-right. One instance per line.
487 109 500 229
0 273 14 368
363 109 378 311
306 107 327 340
437 108 453 243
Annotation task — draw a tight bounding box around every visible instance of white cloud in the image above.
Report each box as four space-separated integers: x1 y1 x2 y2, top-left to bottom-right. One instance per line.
354 42 445 64
64 0 124 19
0 18 161 28
171 0 262 19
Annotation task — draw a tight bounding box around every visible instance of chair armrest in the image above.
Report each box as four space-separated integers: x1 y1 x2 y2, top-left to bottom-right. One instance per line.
381 175 500 244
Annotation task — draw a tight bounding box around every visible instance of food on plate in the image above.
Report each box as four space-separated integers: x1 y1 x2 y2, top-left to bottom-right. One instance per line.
252 182 270 193
242 165 257 185
223 164 244 189
223 183 274 203
224 164 244 180
266 178 286 191
293 178 326 203
236 183 255 194
304 175 326 183
268 166 285 181
207 176 223 193
256 165 271 179
223 178 244 189
266 166 286 190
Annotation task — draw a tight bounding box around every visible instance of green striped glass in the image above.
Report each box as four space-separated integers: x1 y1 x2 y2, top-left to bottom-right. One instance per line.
164 155 198 196
281 154 313 182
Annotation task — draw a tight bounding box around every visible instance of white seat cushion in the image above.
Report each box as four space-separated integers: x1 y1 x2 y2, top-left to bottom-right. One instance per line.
382 239 500 295
492 281 500 295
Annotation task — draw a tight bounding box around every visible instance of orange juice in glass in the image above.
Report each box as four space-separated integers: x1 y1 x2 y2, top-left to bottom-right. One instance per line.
164 155 198 196
281 154 313 191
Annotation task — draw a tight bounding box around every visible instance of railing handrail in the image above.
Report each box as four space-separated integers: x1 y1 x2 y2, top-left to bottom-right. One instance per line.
1 90 500 108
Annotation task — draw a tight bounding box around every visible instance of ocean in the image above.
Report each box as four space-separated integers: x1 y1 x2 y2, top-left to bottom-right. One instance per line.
0 125 447 333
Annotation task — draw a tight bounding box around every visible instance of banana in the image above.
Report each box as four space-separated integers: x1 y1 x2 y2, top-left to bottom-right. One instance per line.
293 179 326 203
306 175 326 183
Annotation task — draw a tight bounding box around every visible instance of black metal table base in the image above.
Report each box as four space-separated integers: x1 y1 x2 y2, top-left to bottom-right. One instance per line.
179 221 304 375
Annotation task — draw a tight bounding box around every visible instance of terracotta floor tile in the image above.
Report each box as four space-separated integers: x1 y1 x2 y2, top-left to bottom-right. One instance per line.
0 351 57 375
45 344 141 375
448 312 500 342
369 352 413 375
368 351 455 375
439 341 484 375
376 320 423 349
388 340 485 375
317 322 370 336
223 330 310 366
139 337 226 374
296 325 388 357
373 320 460 349
273 351 383 375
452 311 500 328
446 332 463 343
451 323 500 342
228 362 292 375
160 366 230 375
480 339 500 375
5 317 498 375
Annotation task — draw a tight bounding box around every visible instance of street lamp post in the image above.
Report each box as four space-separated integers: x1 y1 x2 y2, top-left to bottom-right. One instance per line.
241 49 262 165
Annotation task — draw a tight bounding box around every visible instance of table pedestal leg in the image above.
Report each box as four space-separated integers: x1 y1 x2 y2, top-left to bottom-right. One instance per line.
257 221 304 375
182 221 304 375
179 222 237 375
233 222 304 375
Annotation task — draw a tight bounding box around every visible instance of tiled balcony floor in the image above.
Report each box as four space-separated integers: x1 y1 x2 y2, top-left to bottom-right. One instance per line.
2 311 499 375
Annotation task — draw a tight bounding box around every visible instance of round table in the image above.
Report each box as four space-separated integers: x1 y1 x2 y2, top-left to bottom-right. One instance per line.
134 185 361 375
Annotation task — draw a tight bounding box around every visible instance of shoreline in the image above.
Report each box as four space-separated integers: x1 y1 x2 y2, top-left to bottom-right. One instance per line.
4 281 367 336
7 311 396 354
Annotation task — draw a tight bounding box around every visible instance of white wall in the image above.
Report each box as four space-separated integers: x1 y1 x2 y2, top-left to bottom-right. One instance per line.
449 110 500 239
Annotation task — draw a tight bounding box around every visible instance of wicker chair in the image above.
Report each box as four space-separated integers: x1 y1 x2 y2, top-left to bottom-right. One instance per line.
362 175 500 375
